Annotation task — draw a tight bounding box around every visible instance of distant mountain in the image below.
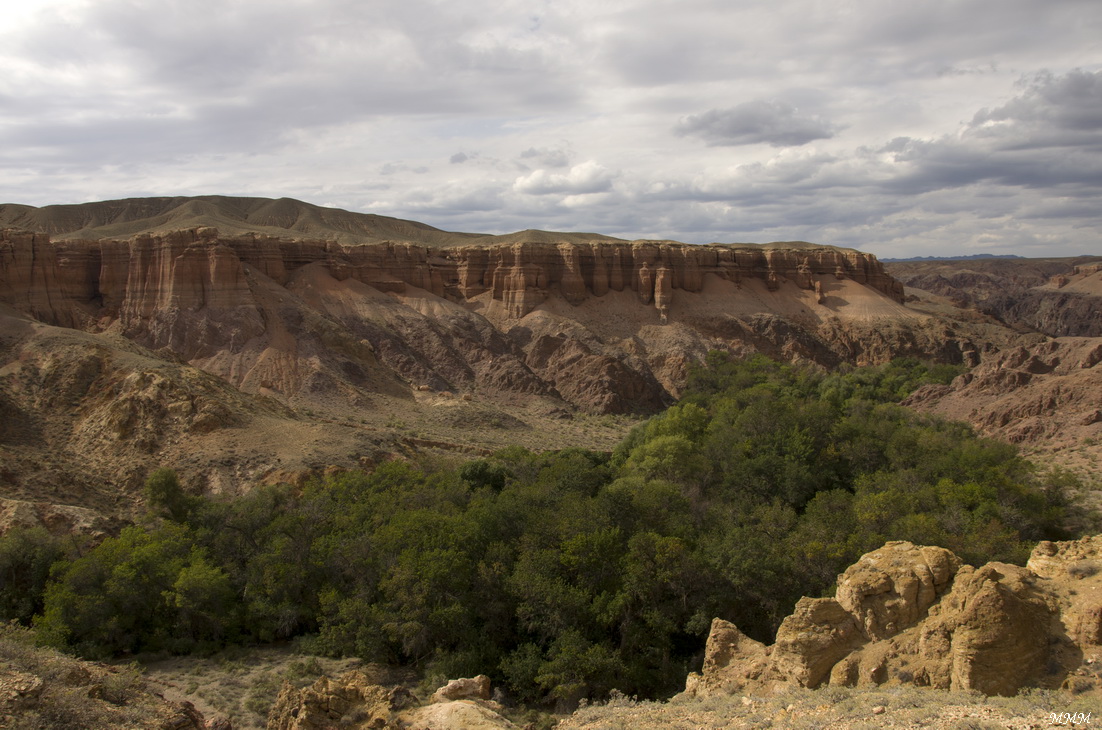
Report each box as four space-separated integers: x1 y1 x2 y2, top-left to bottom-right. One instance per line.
0 195 488 247
0 195 628 248
881 253 1024 262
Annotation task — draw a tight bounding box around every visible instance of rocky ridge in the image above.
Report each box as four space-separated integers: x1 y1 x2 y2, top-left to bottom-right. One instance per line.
901 337 1102 496
887 256 1102 337
903 338 1102 447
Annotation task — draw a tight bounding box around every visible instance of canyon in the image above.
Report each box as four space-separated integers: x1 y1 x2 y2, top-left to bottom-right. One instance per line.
2 196 1101 730
0 196 1099 532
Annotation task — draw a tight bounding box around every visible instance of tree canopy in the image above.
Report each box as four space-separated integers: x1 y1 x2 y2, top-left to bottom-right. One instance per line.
2 354 1074 704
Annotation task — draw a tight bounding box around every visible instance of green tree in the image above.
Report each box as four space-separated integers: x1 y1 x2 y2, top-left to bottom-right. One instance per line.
0 527 75 624
144 468 197 524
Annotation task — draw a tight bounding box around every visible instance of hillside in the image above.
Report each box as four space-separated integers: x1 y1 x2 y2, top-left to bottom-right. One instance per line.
886 256 1102 337
0 196 482 248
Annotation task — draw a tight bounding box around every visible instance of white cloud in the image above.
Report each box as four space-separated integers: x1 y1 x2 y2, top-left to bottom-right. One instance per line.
513 161 616 195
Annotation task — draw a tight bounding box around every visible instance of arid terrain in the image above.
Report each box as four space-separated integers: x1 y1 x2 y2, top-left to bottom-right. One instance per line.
9 196 1092 533
2 196 1101 729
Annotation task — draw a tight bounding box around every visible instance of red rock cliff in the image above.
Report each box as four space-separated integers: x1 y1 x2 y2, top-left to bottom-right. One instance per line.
1 228 904 328
2 227 936 418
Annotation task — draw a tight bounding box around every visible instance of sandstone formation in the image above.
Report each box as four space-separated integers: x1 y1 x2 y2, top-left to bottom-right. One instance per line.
264 670 516 730
684 537 1102 698
0 196 1036 522
267 671 397 729
0 224 948 421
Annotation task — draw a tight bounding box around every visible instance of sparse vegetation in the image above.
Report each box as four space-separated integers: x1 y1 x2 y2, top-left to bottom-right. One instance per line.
561 683 1102 729
0 356 1076 708
0 622 173 728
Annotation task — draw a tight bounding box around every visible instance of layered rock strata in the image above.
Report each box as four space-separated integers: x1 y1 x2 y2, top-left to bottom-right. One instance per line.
0 228 904 328
684 537 1102 698
0 227 927 419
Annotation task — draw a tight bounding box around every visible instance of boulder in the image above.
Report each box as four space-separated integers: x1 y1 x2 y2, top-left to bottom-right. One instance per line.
431 674 492 703
835 541 960 641
683 618 770 696
266 671 395 729
770 598 863 689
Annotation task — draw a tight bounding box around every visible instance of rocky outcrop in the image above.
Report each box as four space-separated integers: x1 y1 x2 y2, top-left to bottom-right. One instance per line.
684 537 1102 698
431 674 491 703
265 671 516 730
266 671 397 729
903 337 1102 449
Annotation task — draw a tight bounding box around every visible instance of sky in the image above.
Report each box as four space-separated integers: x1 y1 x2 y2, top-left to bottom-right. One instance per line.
1 0 1100 257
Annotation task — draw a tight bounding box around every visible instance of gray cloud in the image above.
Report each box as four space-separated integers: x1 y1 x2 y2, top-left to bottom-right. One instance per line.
519 147 570 168
676 101 837 147
1 0 1100 258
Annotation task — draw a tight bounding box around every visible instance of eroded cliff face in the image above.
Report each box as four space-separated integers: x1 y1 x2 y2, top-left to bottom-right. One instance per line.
1 227 904 327
0 226 939 418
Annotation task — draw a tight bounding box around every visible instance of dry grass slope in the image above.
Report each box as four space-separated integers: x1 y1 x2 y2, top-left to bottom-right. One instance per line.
561 685 1099 729
0 623 204 729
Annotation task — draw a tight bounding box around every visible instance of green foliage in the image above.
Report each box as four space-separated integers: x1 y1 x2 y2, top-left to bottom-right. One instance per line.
26 353 1071 707
144 467 199 524
0 527 76 624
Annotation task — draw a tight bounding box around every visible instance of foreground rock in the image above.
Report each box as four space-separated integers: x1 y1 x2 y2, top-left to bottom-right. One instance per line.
267 671 396 729
685 536 1102 698
266 671 515 730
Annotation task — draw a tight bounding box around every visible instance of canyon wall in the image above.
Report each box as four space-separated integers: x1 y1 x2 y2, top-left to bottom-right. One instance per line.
0 227 904 330
1 226 932 418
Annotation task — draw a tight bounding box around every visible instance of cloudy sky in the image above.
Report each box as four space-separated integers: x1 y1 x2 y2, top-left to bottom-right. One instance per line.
2 0 1100 257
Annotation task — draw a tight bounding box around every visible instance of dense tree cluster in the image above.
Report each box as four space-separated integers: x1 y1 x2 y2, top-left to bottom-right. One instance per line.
0 356 1073 704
